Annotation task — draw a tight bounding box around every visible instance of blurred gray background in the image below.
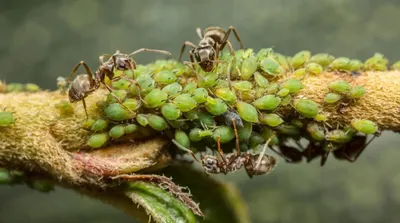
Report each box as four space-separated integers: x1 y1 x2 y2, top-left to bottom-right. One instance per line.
1 0 400 222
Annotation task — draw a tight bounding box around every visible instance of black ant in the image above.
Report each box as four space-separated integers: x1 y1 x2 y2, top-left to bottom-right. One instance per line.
172 119 277 178
67 48 171 118
178 26 244 72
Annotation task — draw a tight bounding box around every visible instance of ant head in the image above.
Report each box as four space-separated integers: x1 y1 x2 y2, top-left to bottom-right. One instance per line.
201 155 220 174
246 154 277 176
194 46 215 72
113 55 134 71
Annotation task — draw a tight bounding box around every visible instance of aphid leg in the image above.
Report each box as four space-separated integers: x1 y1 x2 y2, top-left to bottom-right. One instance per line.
217 136 228 164
171 139 201 163
129 48 172 57
81 98 89 119
345 134 376 162
255 137 272 170
221 26 244 50
196 28 203 39
68 61 95 83
179 41 198 61
231 118 241 156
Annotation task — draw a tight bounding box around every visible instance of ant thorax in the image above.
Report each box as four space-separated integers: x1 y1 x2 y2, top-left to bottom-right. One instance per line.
225 153 247 173
201 155 220 174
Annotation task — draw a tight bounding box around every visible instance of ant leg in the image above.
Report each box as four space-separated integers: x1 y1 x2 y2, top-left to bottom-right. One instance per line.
81 98 89 119
102 83 135 114
221 26 244 50
196 28 203 39
225 40 241 77
217 136 228 164
171 139 201 163
255 137 272 169
183 61 205 81
231 118 241 156
129 48 172 57
179 41 197 61
320 151 329 166
68 61 95 83
345 135 376 163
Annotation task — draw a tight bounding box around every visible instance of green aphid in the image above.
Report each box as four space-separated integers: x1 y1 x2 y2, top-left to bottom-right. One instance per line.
161 103 182 120
256 48 274 62
260 127 279 145
106 90 127 103
172 93 197 112
254 71 269 87
6 83 24 92
347 85 366 99
324 93 341 104
197 72 218 88
189 128 212 142
123 98 140 111
236 101 259 123
173 63 188 76
291 50 311 69
198 111 215 128
305 63 323 75
55 100 75 116
112 79 130 90
273 53 291 71
109 125 126 139
259 113 283 127
364 53 388 71
91 118 108 132
143 89 168 108
308 53 335 67
293 68 307 79
314 113 327 122
0 111 15 127
392 60 400 70
215 88 237 103
249 132 265 149
325 130 352 143
290 119 304 128
175 130 190 149
232 81 253 92
162 82 182 98
88 133 110 148
154 70 177 85
205 97 228 115
329 57 351 71
351 119 378 134
274 124 300 136
183 110 199 120
81 118 95 129
193 88 208 103
104 103 135 121
136 114 149 126
349 59 364 71
277 88 290 97
147 114 169 131
307 122 325 141
238 121 252 142
212 126 235 144
0 169 11 184
293 99 319 118
279 79 304 94
25 83 40 92
96 100 108 109
125 124 138 134
253 95 281 111
242 48 255 58
137 75 156 94
280 95 292 106
128 84 140 97
260 57 283 76
215 79 230 89
27 179 54 193
167 119 186 129
255 87 266 98
240 56 258 80
266 83 279 94
182 82 197 94
328 80 351 93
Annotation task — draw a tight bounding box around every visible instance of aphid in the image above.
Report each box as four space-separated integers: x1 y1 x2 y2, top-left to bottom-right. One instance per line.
82 118 95 129
109 125 126 139
274 124 300 136
172 93 198 112
189 128 213 142
125 124 138 134
349 59 363 72
212 126 235 144
192 88 208 103
232 81 253 92
254 72 269 87
178 26 244 72
154 70 177 85
91 118 108 132
347 85 366 99
240 56 258 80
236 101 259 123
305 63 323 75
88 133 110 148
143 89 168 108
325 129 352 143
123 98 140 111
174 130 191 149
238 121 252 142
260 57 283 76
314 113 327 122
161 103 182 120
328 80 351 94
290 50 311 69
215 88 237 103
147 114 169 131
205 97 228 115
265 83 279 94
293 68 307 79
112 79 131 90
307 122 325 141
364 53 388 71
279 79 304 94
308 53 335 67
0 110 15 127
56 77 68 94
324 93 341 104
223 110 244 129
162 83 182 98
293 99 319 118
172 118 277 178
277 88 290 97
67 48 171 118
136 114 149 126
182 82 197 94
252 95 281 111
351 119 378 134
259 113 283 127
104 103 135 121
392 60 400 70
106 90 127 103
54 100 75 116
256 48 274 62
25 83 40 92
328 57 352 72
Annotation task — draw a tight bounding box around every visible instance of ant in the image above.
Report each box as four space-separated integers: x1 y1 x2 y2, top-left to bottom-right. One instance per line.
172 119 277 178
178 26 244 72
67 48 171 118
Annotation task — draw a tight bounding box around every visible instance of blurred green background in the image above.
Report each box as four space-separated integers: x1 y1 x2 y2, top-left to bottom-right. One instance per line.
1 0 400 222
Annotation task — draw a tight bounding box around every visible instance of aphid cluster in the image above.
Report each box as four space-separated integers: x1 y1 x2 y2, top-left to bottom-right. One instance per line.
0 82 41 93
58 26 397 176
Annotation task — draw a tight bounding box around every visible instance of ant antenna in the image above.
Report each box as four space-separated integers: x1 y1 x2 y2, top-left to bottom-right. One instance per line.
171 139 201 163
183 61 205 80
255 136 273 170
